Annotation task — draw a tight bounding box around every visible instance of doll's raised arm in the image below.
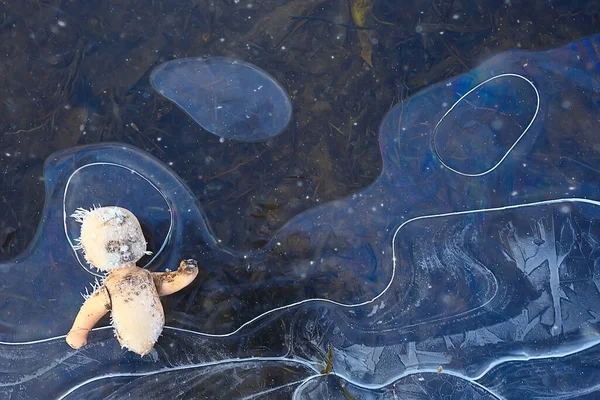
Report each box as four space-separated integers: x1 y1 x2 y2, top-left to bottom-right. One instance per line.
66 285 111 349
152 259 199 296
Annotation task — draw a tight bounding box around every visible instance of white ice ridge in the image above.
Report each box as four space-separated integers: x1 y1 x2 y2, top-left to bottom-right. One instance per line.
50 196 600 340
168 196 599 340
432 72 540 177
4 326 598 399
0 195 589 352
52 350 321 400
3 324 600 398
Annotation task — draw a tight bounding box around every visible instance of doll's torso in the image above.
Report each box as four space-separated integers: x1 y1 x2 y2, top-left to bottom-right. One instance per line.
103 265 165 355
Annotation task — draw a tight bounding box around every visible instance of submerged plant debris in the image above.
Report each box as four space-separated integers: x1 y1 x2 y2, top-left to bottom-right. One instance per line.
1 0 599 259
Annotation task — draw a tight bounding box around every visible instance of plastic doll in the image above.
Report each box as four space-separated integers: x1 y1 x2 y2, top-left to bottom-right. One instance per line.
65 206 198 355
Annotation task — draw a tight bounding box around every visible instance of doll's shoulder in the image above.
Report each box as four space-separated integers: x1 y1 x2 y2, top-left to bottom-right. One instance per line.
104 266 154 296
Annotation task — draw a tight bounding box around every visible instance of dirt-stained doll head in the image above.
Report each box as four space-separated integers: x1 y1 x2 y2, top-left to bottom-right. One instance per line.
72 206 150 271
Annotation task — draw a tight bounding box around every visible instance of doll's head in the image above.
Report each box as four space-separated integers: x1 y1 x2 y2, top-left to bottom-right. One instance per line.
72 206 150 271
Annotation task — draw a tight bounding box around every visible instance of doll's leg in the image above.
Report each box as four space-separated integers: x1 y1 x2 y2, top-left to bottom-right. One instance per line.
152 259 198 296
66 285 111 349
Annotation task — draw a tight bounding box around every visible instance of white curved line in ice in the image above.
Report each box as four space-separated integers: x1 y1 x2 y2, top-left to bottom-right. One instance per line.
3 313 600 396
432 73 540 177
292 336 600 399
293 369 503 399
188 197 599 339
0 197 600 344
4 196 596 342
62 162 174 277
5 195 600 397
54 356 321 400
53 337 600 399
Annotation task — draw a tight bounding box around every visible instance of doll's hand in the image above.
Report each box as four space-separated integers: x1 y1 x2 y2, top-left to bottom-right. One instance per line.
152 259 199 296
179 259 198 274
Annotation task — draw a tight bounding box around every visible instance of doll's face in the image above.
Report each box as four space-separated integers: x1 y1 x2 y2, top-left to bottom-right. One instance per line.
75 206 148 271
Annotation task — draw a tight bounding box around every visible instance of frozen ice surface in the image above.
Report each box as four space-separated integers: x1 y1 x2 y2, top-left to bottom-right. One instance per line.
3 35 600 398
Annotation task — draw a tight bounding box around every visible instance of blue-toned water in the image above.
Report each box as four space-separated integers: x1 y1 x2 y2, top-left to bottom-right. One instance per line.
2 2 600 399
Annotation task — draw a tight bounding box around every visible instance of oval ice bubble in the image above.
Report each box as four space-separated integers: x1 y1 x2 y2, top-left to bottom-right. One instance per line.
150 57 293 141
64 162 173 277
432 74 539 176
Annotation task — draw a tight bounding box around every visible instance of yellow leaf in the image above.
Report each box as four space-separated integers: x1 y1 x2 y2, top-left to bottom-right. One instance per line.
350 0 374 67
357 30 373 67
350 0 373 27
321 345 334 374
